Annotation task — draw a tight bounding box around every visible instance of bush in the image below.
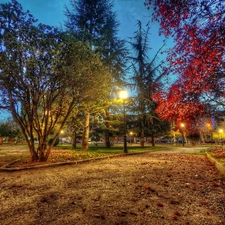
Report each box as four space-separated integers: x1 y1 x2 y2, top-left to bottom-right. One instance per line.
48 138 59 146
187 133 200 146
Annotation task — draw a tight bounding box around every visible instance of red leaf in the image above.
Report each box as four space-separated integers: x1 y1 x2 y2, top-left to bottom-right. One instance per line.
212 182 220 187
173 215 178 220
175 211 181 216
157 202 164 207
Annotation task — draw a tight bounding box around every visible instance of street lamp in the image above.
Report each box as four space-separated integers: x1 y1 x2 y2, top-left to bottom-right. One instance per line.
60 130 64 145
181 123 185 147
219 129 223 146
207 123 211 143
119 90 128 153
130 131 133 145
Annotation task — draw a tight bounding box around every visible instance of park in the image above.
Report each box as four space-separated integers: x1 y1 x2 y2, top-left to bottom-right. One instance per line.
0 142 225 224
1 0 225 224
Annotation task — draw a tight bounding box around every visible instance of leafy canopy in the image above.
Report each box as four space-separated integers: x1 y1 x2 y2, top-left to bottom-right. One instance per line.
145 0 225 130
0 0 111 161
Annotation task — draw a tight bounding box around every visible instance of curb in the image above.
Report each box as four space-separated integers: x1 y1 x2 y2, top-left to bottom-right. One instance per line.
206 153 225 176
0 151 148 172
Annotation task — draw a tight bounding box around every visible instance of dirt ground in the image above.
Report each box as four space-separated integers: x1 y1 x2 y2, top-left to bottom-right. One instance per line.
0 152 225 225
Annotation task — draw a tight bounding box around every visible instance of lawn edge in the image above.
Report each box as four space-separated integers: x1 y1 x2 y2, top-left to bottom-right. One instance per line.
206 152 225 176
0 151 148 172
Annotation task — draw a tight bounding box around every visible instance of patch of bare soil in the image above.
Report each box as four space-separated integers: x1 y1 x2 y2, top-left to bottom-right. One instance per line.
0 153 225 225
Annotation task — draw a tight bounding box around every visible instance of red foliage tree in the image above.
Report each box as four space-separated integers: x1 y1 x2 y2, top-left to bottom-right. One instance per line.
153 80 208 134
145 0 225 131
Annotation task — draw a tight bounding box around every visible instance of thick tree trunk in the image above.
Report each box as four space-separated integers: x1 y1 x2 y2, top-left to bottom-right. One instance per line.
28 139 39 162
30 147 39 162
105 129 111 148
140 133 145 147
82 112 90 151
72 131 77 149
104 110 111 148
37 141 48 162
151 133 155 146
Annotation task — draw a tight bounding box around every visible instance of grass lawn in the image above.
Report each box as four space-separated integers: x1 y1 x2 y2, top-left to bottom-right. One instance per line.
0 142 171 166
0 142 218 167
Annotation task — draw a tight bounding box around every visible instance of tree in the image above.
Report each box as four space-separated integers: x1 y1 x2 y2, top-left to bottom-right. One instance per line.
153 75 214 138
0 0 110 161
144 0 225 119
64 0 128 149
128 21 167 147
0 119 22 141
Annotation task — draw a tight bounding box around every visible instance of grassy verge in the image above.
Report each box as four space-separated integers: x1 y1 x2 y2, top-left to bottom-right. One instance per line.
0 143 171 166
208 146 225 165
49 144 172 162
0 143 218 167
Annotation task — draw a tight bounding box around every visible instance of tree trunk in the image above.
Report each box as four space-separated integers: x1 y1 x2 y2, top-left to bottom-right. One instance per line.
140 135 145 147
184 133 188 145
37 141 48 162
72 131 77 149
30 147 39 162
140 120 145 148
105 111 111 148
105 129 111 148
82 112 90 151
151 133 155 146
101 108 111 148
28 139 39 162
140 103 145 148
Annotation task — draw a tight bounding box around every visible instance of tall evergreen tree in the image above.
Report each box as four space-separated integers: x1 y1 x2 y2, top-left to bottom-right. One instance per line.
64 0 128 149
128 21 167 147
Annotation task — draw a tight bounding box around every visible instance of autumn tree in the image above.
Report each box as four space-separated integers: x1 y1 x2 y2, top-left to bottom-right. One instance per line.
128 21 167 147
0 0 110 161
64 0 127 149
144 0 225 128
153 77 210 136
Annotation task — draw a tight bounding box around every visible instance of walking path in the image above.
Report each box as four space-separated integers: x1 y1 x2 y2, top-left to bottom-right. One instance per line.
158 146 210 153
0 151 224 225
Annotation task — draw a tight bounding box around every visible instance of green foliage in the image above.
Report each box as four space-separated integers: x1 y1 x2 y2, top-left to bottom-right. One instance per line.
48 138 59 147
91 133 101 142
0 0 112 161
64 0 128 94
0 120 22 138
65 0 115 44
127 21 168 146
187 133 201 141
64 0 128 149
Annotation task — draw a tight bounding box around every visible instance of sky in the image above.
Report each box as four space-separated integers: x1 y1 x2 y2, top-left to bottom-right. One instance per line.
0 0 168 120
0 0 166 51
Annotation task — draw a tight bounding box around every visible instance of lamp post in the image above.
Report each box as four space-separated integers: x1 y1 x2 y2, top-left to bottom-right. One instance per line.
119 90 128 153
219 129 223 146
181 123 185 147
130 131 133 145
207 123 211 143
60 130 64 145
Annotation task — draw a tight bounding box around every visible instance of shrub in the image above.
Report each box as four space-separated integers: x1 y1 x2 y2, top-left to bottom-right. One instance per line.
48 138 59 146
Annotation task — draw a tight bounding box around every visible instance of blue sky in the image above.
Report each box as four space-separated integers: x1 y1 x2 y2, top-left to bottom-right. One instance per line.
0 0 166 50
0 0 169 120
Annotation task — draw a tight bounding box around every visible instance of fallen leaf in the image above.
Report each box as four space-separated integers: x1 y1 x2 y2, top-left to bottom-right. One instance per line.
157 202 164 207
202 202 208 205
